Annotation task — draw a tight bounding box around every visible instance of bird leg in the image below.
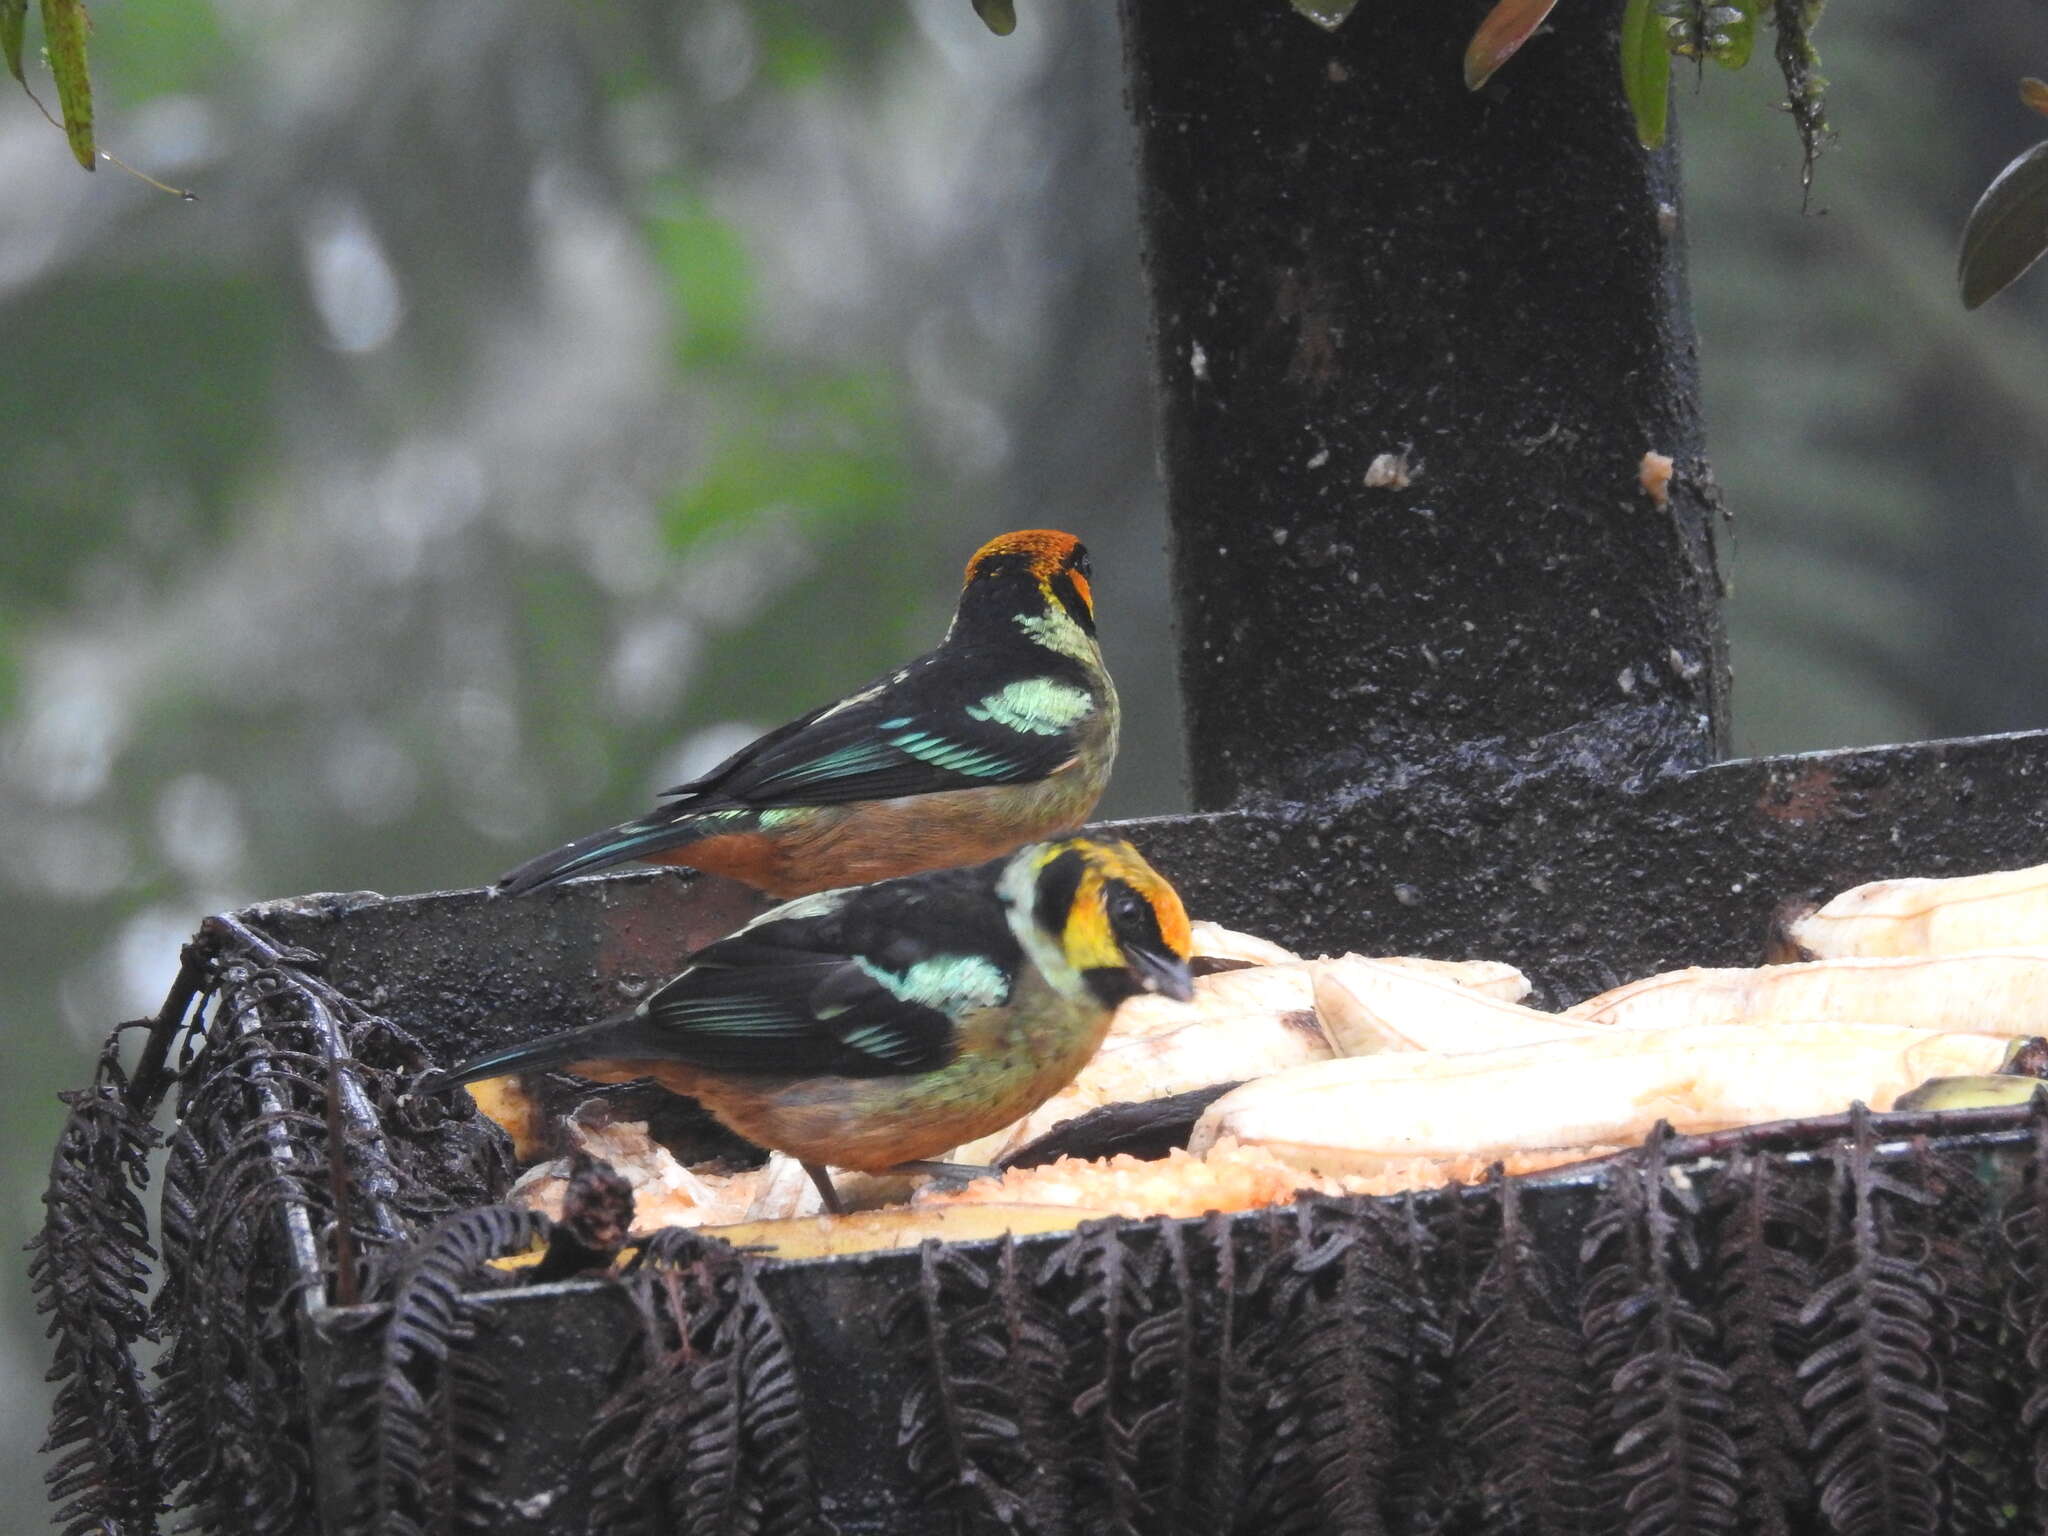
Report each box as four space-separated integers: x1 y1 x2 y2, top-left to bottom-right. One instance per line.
802 1161 844 1215
889 1159 998 1191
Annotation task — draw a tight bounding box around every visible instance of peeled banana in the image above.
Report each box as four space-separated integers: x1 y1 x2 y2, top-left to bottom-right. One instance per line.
1188 1021 2015 1179
1781 863 2048 960
1312 955 1592 1056
1567 949 2048 1037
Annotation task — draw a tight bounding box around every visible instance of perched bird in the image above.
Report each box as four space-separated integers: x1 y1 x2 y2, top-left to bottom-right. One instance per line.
497 529 1118 899
420 835 1194 1211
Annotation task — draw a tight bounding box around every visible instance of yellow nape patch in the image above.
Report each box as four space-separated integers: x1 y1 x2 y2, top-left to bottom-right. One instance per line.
964 528 1083 584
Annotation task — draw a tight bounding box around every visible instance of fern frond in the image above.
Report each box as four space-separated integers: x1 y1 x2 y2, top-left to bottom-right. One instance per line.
1703 1146 1823 1536
30 1037 165 1536
1794 1106 1943 1536
1453 1174 1596 1536
1579 1127 1738 1536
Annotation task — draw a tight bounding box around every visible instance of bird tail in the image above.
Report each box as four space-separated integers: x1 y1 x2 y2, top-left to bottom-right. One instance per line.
413 1010 660 1095
496 816 711 897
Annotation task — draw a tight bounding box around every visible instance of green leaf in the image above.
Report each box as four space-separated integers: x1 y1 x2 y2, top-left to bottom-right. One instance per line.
1464 0 1560 91
1959 139 2048 310
1290 0 1361 29
1710 0 1756 71
1620 0 1672 149
971 0 1016 36
2 0 27 84
39 0 93 169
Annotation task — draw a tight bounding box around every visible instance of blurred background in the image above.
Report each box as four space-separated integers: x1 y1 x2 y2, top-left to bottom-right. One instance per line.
1 0 2045 1524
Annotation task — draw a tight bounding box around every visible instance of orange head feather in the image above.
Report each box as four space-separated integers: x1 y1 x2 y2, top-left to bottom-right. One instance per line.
962 529 1094 628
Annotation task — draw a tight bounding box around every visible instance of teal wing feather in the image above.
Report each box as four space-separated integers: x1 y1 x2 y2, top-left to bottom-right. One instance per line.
439 866 1022 1085
496 642 1102 894
669 646 1101 808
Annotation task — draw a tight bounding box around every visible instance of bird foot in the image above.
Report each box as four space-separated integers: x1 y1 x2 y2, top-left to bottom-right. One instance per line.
801 1161 844 1215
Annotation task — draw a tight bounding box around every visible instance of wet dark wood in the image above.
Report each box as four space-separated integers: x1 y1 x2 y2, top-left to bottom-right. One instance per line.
1124 0 1728 811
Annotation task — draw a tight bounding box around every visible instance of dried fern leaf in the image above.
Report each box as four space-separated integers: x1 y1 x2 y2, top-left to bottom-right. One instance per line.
1453 1176 1597 1536
31 1040 165 1536
344 1204 551 1535
1703 1147 1824 1536
1794 1107 1943 1536
1579 1128 1739 1536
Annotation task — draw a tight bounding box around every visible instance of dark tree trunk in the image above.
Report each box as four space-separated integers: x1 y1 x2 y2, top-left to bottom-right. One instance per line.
1121 0 1730 812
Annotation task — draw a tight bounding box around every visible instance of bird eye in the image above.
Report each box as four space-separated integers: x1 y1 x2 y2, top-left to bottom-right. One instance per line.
1107 887 1145 927
1074 552 1092 580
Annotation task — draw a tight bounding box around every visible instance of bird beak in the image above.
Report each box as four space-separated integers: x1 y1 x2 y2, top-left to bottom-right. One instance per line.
1125 944 1195 1003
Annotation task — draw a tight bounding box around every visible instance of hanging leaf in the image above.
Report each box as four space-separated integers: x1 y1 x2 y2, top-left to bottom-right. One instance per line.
1710 0 1757 70
38 0 92 169
970 0 1015 35
1290 0 1362 30
3 0 27 84
2022 77 2048 120
1464 0 1561 92
1959 140 2048 310
1620 0 1673 148
1772 0 1830 196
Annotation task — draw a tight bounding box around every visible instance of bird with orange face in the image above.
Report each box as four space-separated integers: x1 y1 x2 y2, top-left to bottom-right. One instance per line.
425 835 1194 1211
497 529 1118 900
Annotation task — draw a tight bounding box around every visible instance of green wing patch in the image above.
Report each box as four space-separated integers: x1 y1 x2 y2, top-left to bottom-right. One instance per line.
964 679 1094 736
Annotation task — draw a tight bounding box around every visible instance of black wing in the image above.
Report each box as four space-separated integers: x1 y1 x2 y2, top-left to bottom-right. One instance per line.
495 642 1102 893
661 645 1098 811
428 865 1021 1088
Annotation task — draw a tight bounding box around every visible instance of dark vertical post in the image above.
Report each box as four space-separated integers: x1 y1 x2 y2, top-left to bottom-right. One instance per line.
1122 0 1729 813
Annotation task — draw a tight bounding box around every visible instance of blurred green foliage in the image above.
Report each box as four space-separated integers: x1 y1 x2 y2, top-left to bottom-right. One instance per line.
662 376 908 550
91 0 223 106
650 192 755 365
0 275 282 620
759 6 839 88
643 180 912 561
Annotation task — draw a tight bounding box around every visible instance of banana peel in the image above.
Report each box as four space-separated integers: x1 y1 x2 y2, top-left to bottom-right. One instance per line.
1892 1074 2048 1112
